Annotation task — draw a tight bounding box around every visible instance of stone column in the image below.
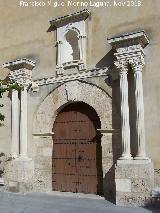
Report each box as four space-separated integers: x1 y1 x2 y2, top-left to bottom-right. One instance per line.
20 87 28 159
131 61 148 159
78 35 84 61
78 35 86 71
56 40 64 75
118 65 132 159
57 40 62 65
11 89 19 158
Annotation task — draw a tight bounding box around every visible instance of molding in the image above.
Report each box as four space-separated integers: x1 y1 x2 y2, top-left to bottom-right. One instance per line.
117 159 151 165
33 132 54 136
50 9 91 29
34 68 109 87
108 30 149 49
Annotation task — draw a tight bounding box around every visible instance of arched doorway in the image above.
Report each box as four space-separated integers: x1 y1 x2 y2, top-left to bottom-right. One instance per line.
52 102 103 194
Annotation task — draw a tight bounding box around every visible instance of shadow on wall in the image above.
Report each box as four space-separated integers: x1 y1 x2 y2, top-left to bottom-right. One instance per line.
96 50 121 204
96 49 116 69
103 79 121 204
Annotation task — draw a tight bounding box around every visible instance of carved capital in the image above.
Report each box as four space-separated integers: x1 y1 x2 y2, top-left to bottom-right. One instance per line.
114 44 145 73
3 58 35 88
128 55 145 72
9 69 32 88
114 60 128 74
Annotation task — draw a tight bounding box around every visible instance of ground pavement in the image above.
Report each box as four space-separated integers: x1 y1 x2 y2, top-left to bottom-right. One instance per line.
0 191 159 213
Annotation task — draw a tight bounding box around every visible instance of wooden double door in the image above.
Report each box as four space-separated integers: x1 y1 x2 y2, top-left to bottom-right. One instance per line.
52 102 103 194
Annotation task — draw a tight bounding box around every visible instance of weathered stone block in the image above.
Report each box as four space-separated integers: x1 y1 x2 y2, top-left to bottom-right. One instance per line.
33 169 52 192
4 159 34 193
115 161 154 206
42 148 52 157
116 192 151 207
116 179 131 192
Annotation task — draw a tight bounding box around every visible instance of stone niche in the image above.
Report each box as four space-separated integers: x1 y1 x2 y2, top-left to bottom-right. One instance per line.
49 10 90 75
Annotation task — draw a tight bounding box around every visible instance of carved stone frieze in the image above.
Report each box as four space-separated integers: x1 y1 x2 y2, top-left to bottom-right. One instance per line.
34 68 109 87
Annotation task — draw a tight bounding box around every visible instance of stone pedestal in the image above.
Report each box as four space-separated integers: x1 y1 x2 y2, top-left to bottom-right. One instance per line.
4 159 34 193
115 160 154 206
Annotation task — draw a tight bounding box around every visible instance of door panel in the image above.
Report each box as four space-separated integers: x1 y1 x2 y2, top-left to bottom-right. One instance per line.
52 103 102 194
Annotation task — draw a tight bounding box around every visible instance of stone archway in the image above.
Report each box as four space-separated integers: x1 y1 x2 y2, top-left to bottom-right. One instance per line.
32 80 119 194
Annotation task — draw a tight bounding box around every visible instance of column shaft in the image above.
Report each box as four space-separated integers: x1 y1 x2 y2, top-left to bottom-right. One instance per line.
20 87 28 158
119 70 132 159
57 41 62 65
11 89 19 158
78 36 83 61
134 70 147 159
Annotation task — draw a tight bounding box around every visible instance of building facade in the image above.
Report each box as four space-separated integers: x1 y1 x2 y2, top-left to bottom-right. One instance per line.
0 0 159 207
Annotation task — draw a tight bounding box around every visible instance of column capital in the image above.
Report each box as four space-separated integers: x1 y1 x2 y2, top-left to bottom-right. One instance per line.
114 60 128 74
115 44 145 72
3 58 36 88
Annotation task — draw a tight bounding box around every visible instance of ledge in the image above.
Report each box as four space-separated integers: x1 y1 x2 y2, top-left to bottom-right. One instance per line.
97 129 120 134
33 132 54 137
34 67 109 86
107 30 149 49
50 9 91 29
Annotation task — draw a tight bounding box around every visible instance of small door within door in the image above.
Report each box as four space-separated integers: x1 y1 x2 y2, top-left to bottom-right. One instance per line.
52 102 102 194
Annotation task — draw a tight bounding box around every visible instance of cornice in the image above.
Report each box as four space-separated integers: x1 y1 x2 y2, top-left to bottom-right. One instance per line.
49 9 91 29
107 30 149 49
3 58 36 71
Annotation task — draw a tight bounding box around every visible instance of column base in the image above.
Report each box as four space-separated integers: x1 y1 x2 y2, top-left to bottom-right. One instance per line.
15 155 32 162
134 156 151 161
115 160 154 206
11 154 18 159
56 65 64 76
119 155 133 160
4 158 34 193
78 61 86 71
